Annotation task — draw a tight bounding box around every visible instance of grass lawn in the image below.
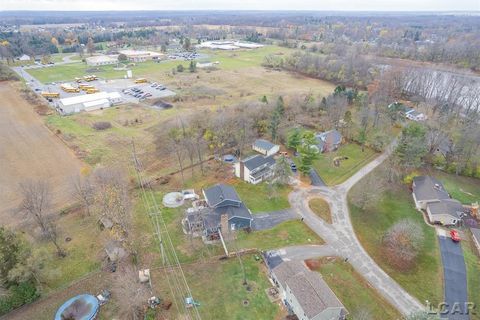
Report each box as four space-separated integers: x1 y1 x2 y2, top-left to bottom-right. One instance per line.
435 170 480 204
33 211 103 293
310 257 401 319
150 255 283 320
236 220 323 250
308 198 332 223
232 180 291 213
463 232 480 320
200 45 295 70
312 143 378 186
349 173 443 306
27 60 181 83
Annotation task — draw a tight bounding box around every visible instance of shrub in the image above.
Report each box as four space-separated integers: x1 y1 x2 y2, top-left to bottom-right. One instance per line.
92 121 112 131
0 282 39 315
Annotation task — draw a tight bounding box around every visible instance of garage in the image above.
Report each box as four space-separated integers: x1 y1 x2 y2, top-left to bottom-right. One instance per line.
57 92 122 114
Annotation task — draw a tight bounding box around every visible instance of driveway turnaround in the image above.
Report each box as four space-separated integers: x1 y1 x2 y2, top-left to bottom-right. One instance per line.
438 235 469 320
285 140 425 316
252 209 298 230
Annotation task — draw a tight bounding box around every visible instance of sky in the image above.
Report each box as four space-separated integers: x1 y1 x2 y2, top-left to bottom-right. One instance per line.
1 0 479 11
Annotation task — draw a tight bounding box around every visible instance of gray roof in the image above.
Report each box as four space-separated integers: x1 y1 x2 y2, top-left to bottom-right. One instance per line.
413 176 450 202
273 261 347 320
427 199 464 219
203 184 241 207
253 139 277 151
243 155 275 171
316 130 342 147
272 260 307 288
215 202 252 221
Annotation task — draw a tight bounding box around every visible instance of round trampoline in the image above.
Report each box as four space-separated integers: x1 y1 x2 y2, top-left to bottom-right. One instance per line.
55 294 99 320
163 192 185 208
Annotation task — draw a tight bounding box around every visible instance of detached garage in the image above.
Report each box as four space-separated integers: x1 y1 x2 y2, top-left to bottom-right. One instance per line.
57 92 123 115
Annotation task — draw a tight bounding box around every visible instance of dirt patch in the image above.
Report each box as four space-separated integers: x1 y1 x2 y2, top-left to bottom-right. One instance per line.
0 82 83 225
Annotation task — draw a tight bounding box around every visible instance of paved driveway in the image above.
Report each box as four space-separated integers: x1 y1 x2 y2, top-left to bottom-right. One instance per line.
309 168 326 186
252 209 298 230
438 235 469 320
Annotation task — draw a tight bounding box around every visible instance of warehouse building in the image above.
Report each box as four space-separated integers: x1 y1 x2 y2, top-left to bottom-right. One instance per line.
85 55 118 66
57 92 122 114
118 50 164 62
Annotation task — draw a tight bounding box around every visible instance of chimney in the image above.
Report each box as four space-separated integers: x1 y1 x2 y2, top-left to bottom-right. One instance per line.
240 160 245 180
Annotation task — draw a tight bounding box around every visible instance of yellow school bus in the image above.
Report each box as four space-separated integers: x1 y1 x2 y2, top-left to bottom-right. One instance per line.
134 78 148 84
41 92 60 98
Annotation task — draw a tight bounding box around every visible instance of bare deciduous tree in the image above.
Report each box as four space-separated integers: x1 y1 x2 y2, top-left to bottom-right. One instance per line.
71 175 96 216
19 180 65 257
383 219 424 271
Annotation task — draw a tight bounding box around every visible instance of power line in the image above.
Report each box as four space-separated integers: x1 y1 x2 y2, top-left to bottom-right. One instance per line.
131 140 201 320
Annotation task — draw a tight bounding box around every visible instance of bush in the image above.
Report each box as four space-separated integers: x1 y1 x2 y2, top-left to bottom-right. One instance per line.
176 64 184 72
0 63 19 81
0 282 39 315
92 121 112 131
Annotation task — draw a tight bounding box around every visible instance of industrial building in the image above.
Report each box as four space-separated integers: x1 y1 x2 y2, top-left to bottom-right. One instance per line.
57 92 122 114
85 55 118 66
118 50 164 62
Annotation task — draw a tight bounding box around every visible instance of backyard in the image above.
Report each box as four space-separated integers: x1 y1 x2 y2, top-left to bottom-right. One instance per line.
308 257 401 319
150 254 284 320
312 143 378 186
348 168 444 306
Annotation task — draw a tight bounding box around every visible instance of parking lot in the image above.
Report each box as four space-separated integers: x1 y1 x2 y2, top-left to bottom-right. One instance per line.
14 67 176 105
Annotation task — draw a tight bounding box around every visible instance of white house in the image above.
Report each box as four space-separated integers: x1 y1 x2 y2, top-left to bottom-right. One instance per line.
252 139 280 156
235 155 275 184
270 260 348 320
17 54 31 61
405 108 427 121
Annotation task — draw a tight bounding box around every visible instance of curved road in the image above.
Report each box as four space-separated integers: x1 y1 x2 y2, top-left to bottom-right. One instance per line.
282 141 425 316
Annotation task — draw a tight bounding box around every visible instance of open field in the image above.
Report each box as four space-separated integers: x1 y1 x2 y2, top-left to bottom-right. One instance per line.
348 167 443 306
309 257 401 319
308 198 332 223
0 82 82 224
313 143 378 185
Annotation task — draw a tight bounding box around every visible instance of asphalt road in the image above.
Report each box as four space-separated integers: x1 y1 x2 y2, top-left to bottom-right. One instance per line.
438 235 469 320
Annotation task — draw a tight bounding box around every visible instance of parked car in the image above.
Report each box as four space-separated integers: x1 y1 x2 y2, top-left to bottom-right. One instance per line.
290 163 297 172
450 229 460 242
